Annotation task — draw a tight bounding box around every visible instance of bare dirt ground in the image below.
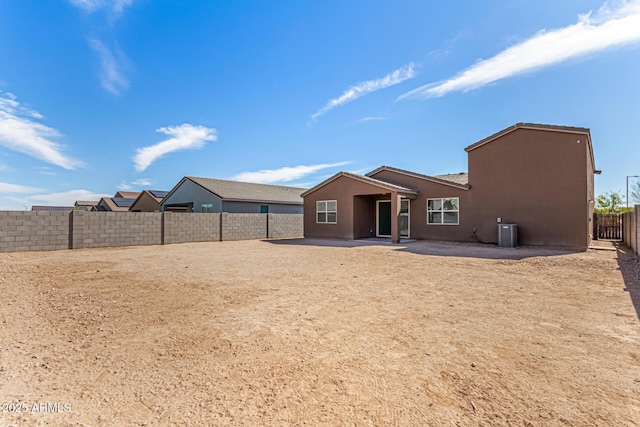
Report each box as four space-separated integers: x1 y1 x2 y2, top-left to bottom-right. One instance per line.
1 239 639 426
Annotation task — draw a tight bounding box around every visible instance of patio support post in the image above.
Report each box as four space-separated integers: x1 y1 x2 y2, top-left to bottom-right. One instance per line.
391 192 401 243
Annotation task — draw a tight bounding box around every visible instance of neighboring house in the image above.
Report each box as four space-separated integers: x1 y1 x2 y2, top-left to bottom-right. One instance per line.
74 201 99 211
130 190 168 212
115 191 142 199
302 123 597 249
94 196 137 212
31 206 74 212
161 176 306 213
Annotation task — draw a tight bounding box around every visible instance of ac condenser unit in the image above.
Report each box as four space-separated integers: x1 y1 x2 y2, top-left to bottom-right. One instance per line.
498 224 517 248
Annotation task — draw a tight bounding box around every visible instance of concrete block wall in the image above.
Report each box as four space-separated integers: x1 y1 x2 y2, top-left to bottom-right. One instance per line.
0 211 70 252
623 206 639 256
164 212 220 244
221 213 267 241
268 213 303 239
71 211 162 249
0 211 303 253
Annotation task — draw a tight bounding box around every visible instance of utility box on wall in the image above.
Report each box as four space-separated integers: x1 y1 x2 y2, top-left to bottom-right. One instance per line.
498 224 517 248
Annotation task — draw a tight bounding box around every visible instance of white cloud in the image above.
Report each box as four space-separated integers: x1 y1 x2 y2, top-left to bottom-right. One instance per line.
232 161 350 184
19 189 111 207
356 116 388 123
117 181 133 191
0 91 82 169
310 63 416 123
0 182 44 194
131 178 153 186
68 0 133 15
35 166 57 176
400 0 640 98
133 124 218 172
89 39 130 95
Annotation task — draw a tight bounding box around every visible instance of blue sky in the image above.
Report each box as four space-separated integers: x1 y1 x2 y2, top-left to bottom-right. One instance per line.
1 0 639 209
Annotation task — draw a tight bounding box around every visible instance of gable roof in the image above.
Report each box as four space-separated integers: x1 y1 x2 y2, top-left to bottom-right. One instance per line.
164 176 307 205
465 122 590 149
75 200 98 206
148 190 169 199
367 166 470 190
129 190 167 211
464 122 595 171
114 191 142 199
97 197 134 212
301 171 418 197
133 190 167 204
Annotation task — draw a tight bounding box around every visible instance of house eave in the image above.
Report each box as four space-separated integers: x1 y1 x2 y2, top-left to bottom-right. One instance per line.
366 166 470 190
301 171 419 198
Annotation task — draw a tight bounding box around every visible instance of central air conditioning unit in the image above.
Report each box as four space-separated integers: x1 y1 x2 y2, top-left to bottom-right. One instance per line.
498 224 517 248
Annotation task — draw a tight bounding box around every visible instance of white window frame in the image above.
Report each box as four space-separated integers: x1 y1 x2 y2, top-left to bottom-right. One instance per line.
316 200 337 224
427 197 459 225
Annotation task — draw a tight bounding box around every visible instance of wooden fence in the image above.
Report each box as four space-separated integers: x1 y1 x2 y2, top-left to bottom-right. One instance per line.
593 213 622 240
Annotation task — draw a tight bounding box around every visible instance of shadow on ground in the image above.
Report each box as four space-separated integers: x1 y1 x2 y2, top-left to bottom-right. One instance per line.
265 238 581 261
615 242 640 321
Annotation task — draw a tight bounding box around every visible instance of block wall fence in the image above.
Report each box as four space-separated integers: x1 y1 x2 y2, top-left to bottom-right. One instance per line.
623 206 639 256
0 211 303 253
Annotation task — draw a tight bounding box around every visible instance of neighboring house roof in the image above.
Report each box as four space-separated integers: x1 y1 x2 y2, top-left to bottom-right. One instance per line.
114 191 142 199
300 171 419 198
165 176 307 205
366 166 471 189
130 190 168 211
148 190 169 199
75 200 99 208
97 197 135 212
31 206 74 212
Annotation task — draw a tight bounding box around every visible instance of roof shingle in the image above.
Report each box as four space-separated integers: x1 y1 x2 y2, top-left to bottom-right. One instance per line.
186 177 306 204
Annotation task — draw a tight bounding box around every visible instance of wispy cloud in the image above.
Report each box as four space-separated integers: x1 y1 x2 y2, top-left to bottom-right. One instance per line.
133 124 218 172
0 91 82 169
117 180 133 191
356 116 388 123
89 39 129 95
231 161 350 184
0 182 44 194
400 0 640 99
310 63 416 123
68 0 134 16
35 166 57 176
131 178 153 186
10 189 111 207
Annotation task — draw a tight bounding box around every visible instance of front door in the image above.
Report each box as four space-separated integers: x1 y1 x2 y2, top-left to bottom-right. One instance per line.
377 200 410 238
377 201 391 237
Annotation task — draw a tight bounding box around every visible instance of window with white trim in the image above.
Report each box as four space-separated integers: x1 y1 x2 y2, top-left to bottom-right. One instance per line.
316 200 337 223
427 197 459 225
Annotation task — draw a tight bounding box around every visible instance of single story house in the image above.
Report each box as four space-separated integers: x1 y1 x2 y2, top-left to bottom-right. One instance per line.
161 176 306 214
94 196 138 212
130 190 168 212
74 201 99 211
302 123 597 249
31 206 74 212
115 191 142 199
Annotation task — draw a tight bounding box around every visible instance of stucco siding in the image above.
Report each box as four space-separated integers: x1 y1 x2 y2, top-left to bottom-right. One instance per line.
304 176 397 239
222 201 302 214
162 179 223 212
467 128 589 248
368 170 471 242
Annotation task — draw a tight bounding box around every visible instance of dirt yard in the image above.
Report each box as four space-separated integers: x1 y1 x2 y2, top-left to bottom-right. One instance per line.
1 239 639 426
